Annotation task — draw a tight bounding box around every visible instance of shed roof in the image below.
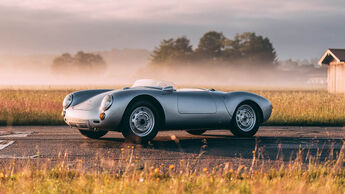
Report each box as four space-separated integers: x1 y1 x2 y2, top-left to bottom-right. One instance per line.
318 49 345 66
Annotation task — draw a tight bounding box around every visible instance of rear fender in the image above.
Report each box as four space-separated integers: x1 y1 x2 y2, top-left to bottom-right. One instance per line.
223 92 272 122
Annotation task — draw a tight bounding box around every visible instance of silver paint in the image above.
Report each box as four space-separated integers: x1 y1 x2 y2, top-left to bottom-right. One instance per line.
64 80 272 132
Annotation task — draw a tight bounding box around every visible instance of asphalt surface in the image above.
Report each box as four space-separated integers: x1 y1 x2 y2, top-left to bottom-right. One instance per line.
0 126 344 170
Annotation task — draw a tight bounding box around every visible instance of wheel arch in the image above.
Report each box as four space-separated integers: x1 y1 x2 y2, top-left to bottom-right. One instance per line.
236 100 264 123
224 92 269 124
122 94 166 127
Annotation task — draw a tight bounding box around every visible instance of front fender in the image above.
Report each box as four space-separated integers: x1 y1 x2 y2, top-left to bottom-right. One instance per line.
102 90 166 131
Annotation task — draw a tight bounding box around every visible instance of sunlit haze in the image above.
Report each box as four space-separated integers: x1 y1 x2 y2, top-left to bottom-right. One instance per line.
0 0 337 87
0 0 344 58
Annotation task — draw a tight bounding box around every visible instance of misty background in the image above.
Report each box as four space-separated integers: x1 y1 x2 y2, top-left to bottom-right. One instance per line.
0 0 338 89
0 36 327 89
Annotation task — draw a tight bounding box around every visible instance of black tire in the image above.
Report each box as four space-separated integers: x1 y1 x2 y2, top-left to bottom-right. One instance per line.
121 100 161 143
79 129 108 139
230 102 260 137
186 130 207 135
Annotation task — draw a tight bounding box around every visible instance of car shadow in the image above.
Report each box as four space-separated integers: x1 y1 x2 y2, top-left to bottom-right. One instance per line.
100 134 343 162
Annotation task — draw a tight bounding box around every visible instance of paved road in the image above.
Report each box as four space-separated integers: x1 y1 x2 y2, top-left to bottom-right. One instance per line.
0 126 344 170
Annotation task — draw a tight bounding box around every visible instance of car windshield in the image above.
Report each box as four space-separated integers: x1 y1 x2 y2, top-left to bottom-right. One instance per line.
132 79 175 89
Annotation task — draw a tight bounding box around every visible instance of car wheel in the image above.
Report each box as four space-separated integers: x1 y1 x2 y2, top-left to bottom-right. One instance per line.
79 129 108 139
186 130 207 135
230 102 260 137
122 100 161 143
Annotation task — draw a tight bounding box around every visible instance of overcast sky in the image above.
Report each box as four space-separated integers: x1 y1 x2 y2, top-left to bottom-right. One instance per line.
0 0 345 59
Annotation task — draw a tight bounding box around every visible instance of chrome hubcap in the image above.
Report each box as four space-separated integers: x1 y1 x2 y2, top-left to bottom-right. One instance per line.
235 105 256 132
129 106 155 137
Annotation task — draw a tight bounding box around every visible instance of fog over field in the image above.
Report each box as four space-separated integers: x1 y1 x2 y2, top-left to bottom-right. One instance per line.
0 49 326 90
0 0 342 90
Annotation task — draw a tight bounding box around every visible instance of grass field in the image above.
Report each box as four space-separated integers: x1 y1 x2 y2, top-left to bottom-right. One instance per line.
0 89 345 193
1 147 344 194
0 90 71 125
0 89 344 126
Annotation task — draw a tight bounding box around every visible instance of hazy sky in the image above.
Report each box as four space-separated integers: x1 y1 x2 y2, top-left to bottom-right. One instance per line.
0 0 345 59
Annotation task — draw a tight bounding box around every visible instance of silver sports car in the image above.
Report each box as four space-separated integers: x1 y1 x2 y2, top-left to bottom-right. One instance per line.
63 79 272 143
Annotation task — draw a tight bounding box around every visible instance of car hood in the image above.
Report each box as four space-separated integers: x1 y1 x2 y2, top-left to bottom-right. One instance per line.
71 87 161 111
72 90 115 111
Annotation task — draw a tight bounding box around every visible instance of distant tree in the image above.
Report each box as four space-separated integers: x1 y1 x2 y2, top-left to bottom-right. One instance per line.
151 36 193 64
174 37 193 60
150 31 277 66
52 53 74 66
74 51 106 68
52 51 106 74
224 32 277 65
195 31 226 60
151 39 175 64
222 38 242 60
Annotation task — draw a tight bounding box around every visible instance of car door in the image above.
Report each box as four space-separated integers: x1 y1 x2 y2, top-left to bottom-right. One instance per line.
175 90 218 128
177 91 217 114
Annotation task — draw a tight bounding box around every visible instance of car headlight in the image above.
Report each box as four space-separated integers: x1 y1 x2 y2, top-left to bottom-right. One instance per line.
101 95 113 111
63 94 73 109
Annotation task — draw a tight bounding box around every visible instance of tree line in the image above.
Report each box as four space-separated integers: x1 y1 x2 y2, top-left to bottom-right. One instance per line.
151 31 277 66
51 31 277 74
52 51 106 74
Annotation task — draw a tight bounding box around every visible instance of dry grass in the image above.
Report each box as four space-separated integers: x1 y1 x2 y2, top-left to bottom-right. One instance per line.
0 90 71 125
0 146 344 194
0 89 344 126
257 90 345 126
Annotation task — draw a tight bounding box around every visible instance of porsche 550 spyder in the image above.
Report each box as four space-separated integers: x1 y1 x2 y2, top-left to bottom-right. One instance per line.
62 79 272 143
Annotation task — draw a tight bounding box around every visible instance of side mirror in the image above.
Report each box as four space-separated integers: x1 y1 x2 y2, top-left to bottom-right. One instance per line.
163 86 174 93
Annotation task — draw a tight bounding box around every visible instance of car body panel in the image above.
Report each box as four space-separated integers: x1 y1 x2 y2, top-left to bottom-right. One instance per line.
177 91 217 114
222 91 272 122
63 83 272 132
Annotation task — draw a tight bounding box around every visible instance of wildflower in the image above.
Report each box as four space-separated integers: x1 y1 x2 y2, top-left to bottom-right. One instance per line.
203 168 208 173
252 150 256 154
140 178 144 182
121 148 124 151
169 165 175 170
154 168 160 174
170 135 176 141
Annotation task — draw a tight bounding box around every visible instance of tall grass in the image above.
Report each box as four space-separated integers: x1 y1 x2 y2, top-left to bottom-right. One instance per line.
258 90 345 126
0 90 70 125
0 89 344 126
0 145 344 193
